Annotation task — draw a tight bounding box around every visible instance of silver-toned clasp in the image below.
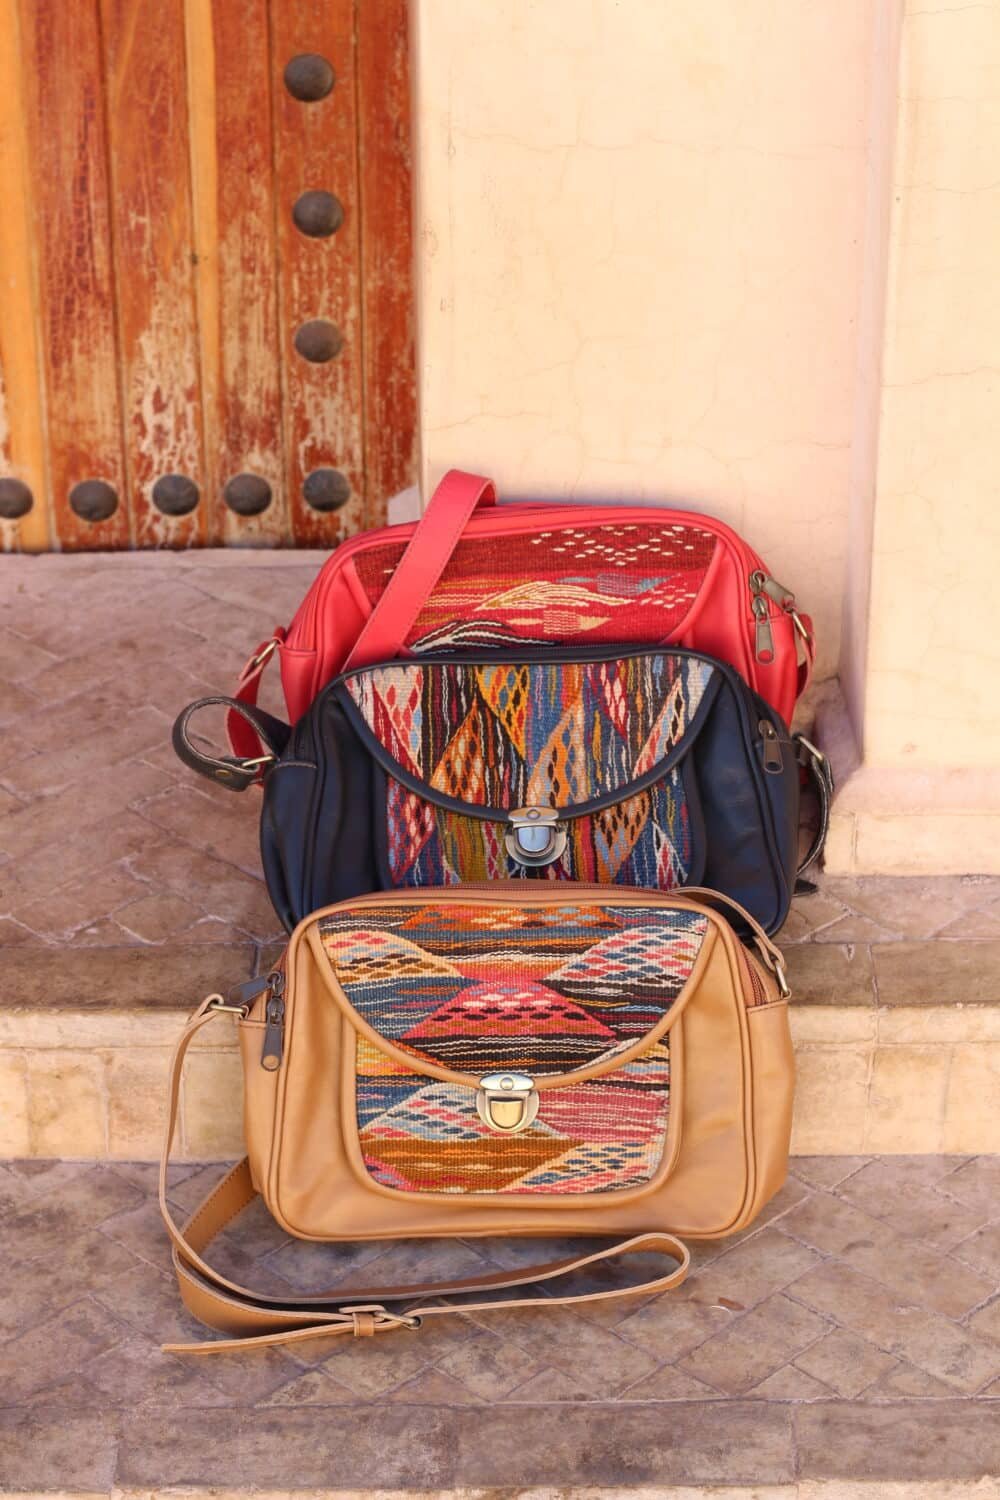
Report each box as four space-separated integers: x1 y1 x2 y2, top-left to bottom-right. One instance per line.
504 806 567 868
476 1072 540 1133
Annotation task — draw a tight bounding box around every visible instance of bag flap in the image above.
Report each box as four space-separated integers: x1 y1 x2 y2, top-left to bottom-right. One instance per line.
310 896 713 1086
335 651 720 818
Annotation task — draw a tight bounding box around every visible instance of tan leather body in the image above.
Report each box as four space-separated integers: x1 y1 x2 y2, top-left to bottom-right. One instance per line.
238 889 794 1246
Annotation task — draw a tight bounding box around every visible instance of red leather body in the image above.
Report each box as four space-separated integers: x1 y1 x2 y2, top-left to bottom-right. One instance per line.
230 477 812 762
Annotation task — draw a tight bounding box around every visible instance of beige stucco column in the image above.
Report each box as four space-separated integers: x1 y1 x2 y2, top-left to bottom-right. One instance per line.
823 0 1000 873
410 0 1000 874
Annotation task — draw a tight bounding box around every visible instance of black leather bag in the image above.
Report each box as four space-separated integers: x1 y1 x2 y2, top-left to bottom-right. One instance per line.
174 646 829 936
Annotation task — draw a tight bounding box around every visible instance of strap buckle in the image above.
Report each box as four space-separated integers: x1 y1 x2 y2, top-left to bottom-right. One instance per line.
341 1303 422 1338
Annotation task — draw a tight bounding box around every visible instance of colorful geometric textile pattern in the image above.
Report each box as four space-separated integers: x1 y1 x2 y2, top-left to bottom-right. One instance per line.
384 769 694 888
344 652 714 809
352 524 719 653
319 901 708 1195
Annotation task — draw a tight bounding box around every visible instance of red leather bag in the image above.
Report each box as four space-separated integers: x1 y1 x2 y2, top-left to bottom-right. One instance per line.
229 470 814 763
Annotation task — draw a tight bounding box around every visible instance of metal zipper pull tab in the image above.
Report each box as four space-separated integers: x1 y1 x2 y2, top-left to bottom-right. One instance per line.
759 719 783 774
260 970 286 1072
749 570 774 663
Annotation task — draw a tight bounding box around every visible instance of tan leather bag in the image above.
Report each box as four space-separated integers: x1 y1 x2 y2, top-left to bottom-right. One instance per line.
160 886 794 1352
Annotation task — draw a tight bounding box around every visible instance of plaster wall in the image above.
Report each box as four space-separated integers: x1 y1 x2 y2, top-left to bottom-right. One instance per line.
410 0 1000 871
411 0 879 687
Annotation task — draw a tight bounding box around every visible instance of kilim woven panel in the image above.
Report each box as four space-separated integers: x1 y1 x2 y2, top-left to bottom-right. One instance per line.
352 523 719 652
319 900 708 1195
343 653 714 808
384 771 693 887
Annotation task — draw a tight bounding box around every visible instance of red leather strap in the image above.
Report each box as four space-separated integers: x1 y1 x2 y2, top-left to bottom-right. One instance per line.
343 470 497 671
227 631 285 765
796 612 816 699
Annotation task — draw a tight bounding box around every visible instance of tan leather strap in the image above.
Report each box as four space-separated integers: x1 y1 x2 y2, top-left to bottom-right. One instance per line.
160 1000 690 1353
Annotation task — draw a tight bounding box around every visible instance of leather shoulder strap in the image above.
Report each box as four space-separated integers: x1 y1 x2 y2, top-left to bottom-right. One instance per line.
343 470 497 672
160 999 689 1353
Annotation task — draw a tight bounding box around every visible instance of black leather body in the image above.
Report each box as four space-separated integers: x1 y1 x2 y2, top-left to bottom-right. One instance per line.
257 646 799 936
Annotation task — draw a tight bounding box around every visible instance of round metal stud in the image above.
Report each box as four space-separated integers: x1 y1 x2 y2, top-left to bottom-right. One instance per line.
284 53 335 102
293 319 343 363
224 473 273 516
152 473 200 516
292 190 344 239
0 478 34 520
303 467 351 512
69 479 118 523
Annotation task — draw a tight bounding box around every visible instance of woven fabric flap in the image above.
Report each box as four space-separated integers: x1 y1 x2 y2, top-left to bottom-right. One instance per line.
351 520 720 654
318 899 708 1081
337 652 718 817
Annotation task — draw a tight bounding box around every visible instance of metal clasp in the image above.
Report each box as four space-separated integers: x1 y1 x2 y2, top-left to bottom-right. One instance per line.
476 1072 540 1133
504 806 567 868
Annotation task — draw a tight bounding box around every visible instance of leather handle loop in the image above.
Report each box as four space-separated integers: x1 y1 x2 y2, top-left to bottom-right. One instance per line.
794 734 834 882
172 696 291 792
160 1000 689 1354
343 470 497 672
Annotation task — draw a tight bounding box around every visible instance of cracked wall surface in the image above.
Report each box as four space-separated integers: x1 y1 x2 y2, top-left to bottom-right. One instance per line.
866 0 1000 767
411 0 881 685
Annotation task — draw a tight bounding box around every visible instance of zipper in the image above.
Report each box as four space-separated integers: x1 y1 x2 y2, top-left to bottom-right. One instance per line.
758 719 783 774
260 969 286 1072
296 505 760 653
750 569 809 661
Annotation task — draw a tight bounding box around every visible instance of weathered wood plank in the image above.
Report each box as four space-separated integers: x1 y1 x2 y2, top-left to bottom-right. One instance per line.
100 0 205 547
270 0 365 545
17 0 128 549
186 0 286 545
357 0 417 523
0 0 49 552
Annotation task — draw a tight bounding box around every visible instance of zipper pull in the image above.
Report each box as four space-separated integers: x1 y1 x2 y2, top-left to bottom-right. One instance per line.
759 719 783 774
260 970 286 1072
751 569 812 648
749 571 774 663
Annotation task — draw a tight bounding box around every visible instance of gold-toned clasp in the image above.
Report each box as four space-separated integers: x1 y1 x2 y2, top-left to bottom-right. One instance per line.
476 1072 540 1133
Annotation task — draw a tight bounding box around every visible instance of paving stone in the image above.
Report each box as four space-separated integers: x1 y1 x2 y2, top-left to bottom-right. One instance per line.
791 1156 872 1190
833 1157 990 1251
874 940 1000 1006
787 1262 999 1393
953 1223 1000 1280
793 1326 898 1397
747 1364 836 1400
0 1408 120 1492
1 1153 998 1490
0 940 253 1008
112 1402 797 1489
822 876 1000 939
779 1195 993 1320
794 1400 1000 1480
941 1155 1000 1217
784 943 875 1006
0 1298 126 1403
677 1292 829 1395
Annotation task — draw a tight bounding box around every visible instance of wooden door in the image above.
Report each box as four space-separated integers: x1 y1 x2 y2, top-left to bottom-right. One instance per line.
0 0 415 551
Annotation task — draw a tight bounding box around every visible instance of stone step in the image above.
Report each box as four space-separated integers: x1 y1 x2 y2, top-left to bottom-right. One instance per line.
1 1154 998 1494
2 920 999 1159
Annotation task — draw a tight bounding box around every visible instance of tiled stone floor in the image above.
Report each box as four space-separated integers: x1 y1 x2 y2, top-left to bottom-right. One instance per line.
1 1154 999 1490
3 551 1000 986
